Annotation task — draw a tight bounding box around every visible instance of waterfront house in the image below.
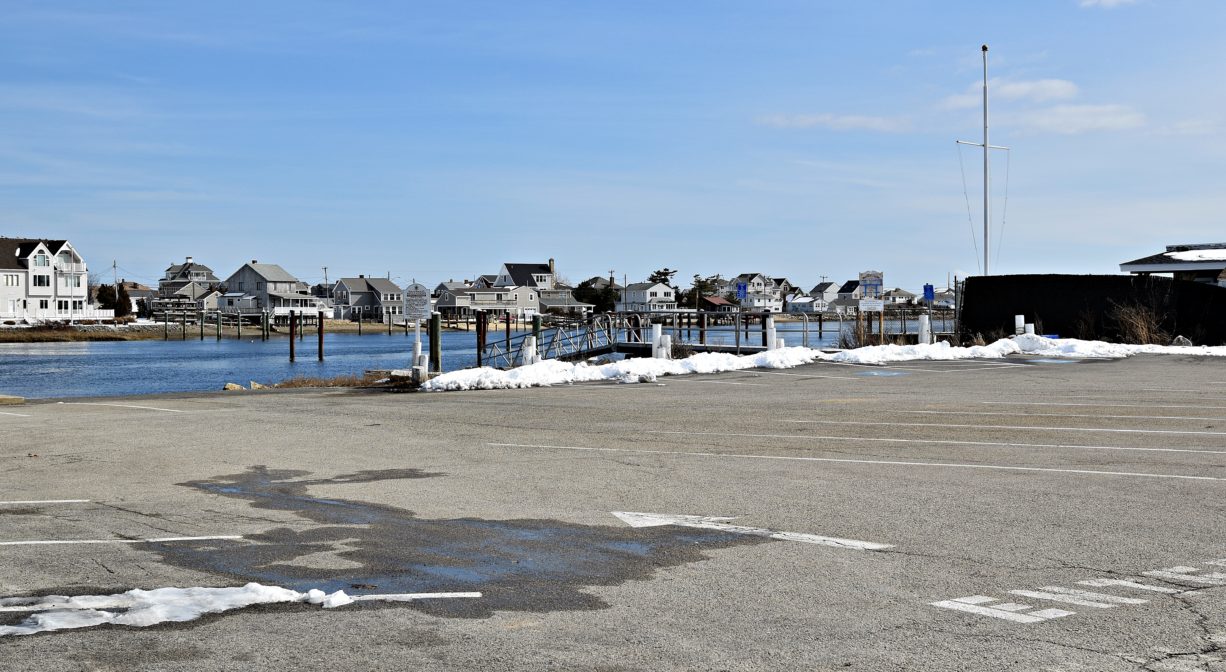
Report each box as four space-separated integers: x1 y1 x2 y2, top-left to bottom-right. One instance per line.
700 295 737 313
332 276 404 321
787 293 822 314
732 273 770 298
0 238 107 322
743 293 783 313
493 260 556 290
836 280 862 302
883 288 916 305
810 281 838 305
616 282 677 312
159 257 220 298
219 261 325 317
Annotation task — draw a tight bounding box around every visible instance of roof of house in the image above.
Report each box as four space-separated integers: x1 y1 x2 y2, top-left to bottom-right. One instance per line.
734 272 765 283
836 280 860 294
164 261 219 282
1121 243 1226 273
701 295 733 306
625 281 669 291
175 282 214 299
584 276 622 290
884 287 916 297
0 238 69 270
539 296 594 309
502 263 553 287
337 277 401 295
811 281 836 294
243 263 299 283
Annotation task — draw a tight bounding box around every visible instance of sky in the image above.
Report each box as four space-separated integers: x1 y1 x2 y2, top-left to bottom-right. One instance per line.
1 0 1223 293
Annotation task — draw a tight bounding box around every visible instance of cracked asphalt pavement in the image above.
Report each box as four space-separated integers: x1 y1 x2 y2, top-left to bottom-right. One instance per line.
1 354 1225 670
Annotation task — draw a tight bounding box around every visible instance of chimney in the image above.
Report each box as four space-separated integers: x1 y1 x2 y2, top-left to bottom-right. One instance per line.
186 256 193 264
359 274 365 278
548 258 555 275
251 260 258 264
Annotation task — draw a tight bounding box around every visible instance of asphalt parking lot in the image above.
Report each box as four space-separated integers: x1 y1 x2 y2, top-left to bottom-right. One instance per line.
2 354 1225 671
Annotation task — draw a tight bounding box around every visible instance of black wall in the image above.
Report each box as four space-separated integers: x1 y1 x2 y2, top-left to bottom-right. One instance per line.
961 274 1226 345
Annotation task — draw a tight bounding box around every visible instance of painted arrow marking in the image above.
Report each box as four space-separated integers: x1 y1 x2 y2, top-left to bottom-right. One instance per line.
611 512 892 551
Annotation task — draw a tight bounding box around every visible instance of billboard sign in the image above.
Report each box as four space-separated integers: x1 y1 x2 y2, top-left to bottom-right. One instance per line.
858 270 883 300
403 283 432 322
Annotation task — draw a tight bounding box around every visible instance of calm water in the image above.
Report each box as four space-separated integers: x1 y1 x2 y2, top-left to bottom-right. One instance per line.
0 331 490 399
0 318 933 399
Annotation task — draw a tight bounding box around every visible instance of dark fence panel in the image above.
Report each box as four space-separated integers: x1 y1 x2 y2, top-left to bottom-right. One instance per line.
961 274 1226 345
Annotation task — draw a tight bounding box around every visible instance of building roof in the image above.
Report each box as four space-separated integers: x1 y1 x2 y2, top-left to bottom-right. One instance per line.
625 281 670 291
1120 243 1226 273
701 295 733 307
164 260 219 283
836 280 860 294
502 263 553 287
242 262 299 283
539 296 594 309
0 238 69 270
174 282 213 299
337 277 401 295
884 287 916 298
584 276 622 290
811 281 836 294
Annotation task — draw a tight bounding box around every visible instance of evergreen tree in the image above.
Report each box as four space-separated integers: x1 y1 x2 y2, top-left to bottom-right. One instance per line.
114 284 132 318
95 284 116 310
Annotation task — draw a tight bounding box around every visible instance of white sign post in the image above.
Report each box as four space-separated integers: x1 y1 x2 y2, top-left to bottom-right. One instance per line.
403 282 431 368
858 298 884 313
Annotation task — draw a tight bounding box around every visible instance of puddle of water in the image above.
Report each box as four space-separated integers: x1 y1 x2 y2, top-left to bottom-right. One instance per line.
162 466 764 617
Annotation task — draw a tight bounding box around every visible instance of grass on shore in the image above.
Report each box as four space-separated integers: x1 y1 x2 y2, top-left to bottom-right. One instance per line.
270 372 385 389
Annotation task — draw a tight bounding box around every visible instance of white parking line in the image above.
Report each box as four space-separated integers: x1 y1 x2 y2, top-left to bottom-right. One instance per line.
0 535 242 546
901 410 1226 422
486 443 1226 482
749 371 863 381
984 401 1226 411
0 500 90 506
785 419 1226 437
646 429 1226 456
56 402 185 413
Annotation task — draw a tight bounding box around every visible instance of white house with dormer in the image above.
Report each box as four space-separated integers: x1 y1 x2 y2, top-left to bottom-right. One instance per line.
0 238 109 322
616 282 676 312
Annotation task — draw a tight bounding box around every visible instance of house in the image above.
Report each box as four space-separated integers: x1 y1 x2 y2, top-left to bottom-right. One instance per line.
787 294 819 314
492 260 556 290
1120 243 1226 284
0 238 106 321
700 295 737 313
435 286 541 318
433 280 472 297
332 276 404 321
883 288 916 304
810 281 838 305
743 293 783 313
835 280 862 302
616 282 676 312
159 257 220 298
98 279 156 314
732 273 771 297
770 277 795 298
219 261 325 316
582 275 622 291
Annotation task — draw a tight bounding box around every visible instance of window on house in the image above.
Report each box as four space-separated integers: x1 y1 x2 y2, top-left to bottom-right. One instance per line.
256 282 264 290
34 253 48 267
57 300 68 312
33 275 50 287
237 282 244 290
39 299 48 309
3 274 18 286
71 276 81 287
72 301 83 310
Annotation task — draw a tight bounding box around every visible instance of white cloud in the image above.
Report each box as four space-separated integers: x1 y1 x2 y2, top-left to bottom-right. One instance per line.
943 79 1079 109
756 113 911 133
1015 104 1146 133
1079 0 1138 8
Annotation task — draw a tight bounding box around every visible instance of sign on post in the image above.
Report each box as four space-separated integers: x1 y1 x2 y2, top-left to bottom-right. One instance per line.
858 270 883 300
736 282 748 300
858 299 884 312
403 283 431 323
923 284 935 304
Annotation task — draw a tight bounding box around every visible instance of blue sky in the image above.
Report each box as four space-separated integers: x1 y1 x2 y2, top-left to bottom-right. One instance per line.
1 0 1223 292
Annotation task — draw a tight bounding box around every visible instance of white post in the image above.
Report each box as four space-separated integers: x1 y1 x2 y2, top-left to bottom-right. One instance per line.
1024 323 1035 335
413 321 424 367
765 316 776 351
658 334 672 359
918 314 932 344
651 323 663 358
1014 314 1025 335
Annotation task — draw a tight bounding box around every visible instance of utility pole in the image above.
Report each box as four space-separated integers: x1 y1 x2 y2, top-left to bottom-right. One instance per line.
322 266 328 289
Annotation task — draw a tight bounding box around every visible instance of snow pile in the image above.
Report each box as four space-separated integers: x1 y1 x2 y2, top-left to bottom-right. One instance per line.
827 339 1020 364
1012 333 1226 358
1165 248 1226 262
0 583 355 636
422 347 826 391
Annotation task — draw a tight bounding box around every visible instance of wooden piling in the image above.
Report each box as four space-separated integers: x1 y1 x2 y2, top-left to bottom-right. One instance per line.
199 311 204 340
289 310 296 362
428 313 441 372
317 310 324 361
699 313 707 345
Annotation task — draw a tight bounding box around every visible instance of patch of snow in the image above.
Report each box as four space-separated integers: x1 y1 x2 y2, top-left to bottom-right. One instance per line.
0 583 424 636
1164 249 1226 262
